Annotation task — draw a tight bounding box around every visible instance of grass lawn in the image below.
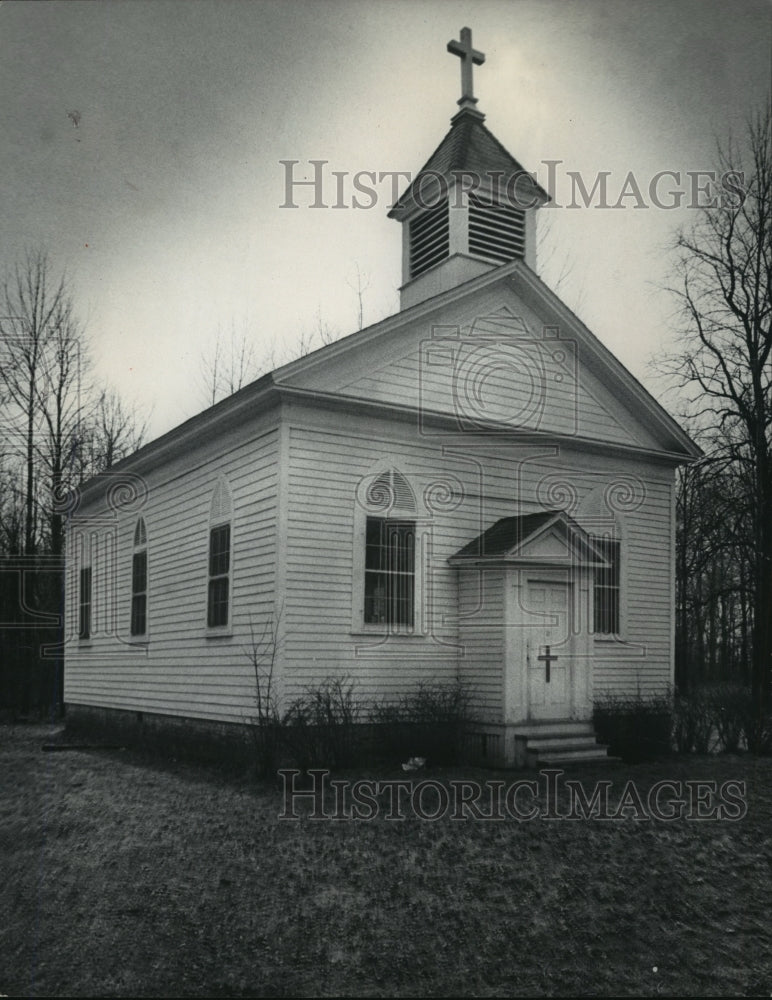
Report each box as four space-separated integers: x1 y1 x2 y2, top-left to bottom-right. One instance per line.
2 724 771 997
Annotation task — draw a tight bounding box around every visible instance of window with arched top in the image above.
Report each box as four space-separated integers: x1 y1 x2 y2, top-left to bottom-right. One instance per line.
130 516 148 637
207 478 232 628
363 468 416 629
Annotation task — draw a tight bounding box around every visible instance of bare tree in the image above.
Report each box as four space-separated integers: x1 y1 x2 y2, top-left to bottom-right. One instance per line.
199 319 265 407
663 106 772 721
36 295 89 555
243 606 284 776
536 208 586 316
199 309 346 410
0 250 149 717
0 251 82 555
346 262 371 331
675 448 753 691
78 388 147 477
0 251 146 552
293 308 340 360
312 306 338 347
0 459 23 554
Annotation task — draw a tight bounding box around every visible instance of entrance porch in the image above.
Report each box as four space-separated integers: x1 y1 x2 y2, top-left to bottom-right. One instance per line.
452 510 615 767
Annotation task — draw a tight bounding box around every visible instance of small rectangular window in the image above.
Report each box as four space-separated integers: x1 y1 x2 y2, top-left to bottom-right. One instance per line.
592 537 620 635
364 518 415 627
79 566 92 640
131 549 147 636
207 524 230 627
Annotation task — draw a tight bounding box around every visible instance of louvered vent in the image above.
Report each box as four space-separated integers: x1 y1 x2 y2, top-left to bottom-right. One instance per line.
409 201 450 278
468 194 525 263
210 477 233 524
368 469 416 513
133 516 147 548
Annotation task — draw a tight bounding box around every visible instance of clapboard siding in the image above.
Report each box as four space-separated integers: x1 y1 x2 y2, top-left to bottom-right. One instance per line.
65 378 678 730
338 348 636 445
457 567 505 720
591 475 674 698
282 420 473 705
284 285 664 451
64 421 279 723
281 404 676 714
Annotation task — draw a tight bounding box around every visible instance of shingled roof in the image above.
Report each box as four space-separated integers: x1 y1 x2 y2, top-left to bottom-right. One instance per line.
451 510 607 562
388 106 550 220
453 511 559 559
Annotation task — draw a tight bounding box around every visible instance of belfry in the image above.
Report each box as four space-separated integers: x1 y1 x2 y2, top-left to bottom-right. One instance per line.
389 27 550 309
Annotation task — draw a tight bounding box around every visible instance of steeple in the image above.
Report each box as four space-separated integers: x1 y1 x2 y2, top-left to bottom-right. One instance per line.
389 28 550 310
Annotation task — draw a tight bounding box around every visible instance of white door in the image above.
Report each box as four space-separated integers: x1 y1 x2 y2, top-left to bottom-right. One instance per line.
526 580 572 720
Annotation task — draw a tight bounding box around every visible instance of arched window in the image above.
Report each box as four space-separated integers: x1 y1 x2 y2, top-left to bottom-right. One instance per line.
366 469 416 513
363 469 416 628
207 478 232 628
130 516 148 636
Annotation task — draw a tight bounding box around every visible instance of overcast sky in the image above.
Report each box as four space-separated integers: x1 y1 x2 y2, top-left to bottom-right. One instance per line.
1 0 770 438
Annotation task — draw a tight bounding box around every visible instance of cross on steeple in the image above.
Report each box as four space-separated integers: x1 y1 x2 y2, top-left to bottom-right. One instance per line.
447 27 485 107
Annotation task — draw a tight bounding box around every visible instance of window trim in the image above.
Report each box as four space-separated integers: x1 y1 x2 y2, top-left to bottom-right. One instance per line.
79 564 92 641
206 521 232 633
590 533 622 640
130 517 148 640
352 516 425 638
130 549 148 638
364 516 416 630
206 478 233 637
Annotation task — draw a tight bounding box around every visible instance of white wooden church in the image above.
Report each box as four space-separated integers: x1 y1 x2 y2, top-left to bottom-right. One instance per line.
64 30 699 766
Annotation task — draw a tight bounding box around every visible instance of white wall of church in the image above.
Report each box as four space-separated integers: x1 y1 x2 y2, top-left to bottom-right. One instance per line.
63 389 676 729
281 281 666 454
279 399 676 716
457 566 506 719
64 414 280 724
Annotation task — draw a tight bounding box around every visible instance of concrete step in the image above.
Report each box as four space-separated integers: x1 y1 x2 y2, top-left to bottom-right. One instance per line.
537 751 622 766
536 746 614 763
517 722 616 767
512 721 595 739
526 735 600 753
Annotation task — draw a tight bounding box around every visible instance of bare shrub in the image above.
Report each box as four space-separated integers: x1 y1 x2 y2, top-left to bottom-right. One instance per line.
370 679 474 765
283 675 361 769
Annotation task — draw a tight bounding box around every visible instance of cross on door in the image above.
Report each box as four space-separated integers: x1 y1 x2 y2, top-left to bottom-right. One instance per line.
537 645 558 683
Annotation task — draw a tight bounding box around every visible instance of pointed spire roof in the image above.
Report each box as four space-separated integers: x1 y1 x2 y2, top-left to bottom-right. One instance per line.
388 105 551 221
